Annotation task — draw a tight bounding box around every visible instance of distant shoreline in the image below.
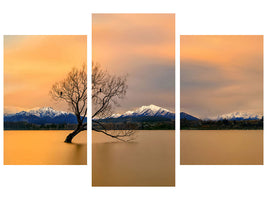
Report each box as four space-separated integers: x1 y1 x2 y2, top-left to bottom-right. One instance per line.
5 128 175 131
181 118 263 130
4 128 77 131
181 128 263 130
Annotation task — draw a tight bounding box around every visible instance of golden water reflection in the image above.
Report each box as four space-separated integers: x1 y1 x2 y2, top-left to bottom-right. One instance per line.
92 130 175 186
4 130 87 165
181 130 263 165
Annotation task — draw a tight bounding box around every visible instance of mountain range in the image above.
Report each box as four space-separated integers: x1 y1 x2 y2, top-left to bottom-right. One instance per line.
101 104 175 122
215 112 263 121
4 105 175 125
4 107 81 125
110 104 174 119
5 106 261 125
180 111 263 121
180 112 199 121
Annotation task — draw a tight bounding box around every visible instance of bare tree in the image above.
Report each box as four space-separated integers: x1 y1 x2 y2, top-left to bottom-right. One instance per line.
92 63 135 142
50 65 87 143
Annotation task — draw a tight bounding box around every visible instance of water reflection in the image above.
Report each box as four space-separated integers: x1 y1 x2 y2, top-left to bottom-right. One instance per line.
92 130 175 186
4 130 87 165
181 130 263 165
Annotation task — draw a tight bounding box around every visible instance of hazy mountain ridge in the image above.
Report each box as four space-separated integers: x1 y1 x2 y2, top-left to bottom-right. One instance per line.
180 112 199 121
180 111 263 121
4 107 85 125
180 111 263 130
105 104 175 121
215 112 263 121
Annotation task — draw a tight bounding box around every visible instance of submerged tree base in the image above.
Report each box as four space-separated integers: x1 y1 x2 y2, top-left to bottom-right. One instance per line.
64 124 87 143
64 133 78 143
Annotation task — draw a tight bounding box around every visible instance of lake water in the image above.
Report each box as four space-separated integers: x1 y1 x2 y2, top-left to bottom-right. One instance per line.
92 130 175 186
4 130 87 165
181 130 263 165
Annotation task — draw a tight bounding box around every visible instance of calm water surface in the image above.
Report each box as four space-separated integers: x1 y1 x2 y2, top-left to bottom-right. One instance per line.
4 130 87 165
181 130 263 165
92 130 175 186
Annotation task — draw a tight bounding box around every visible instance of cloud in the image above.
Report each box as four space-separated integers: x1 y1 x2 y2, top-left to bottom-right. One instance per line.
93 14 175 112
4 35 87 112
180 35 263 119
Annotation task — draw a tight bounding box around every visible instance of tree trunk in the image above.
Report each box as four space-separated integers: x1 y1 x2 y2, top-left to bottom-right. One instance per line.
64 125 83 143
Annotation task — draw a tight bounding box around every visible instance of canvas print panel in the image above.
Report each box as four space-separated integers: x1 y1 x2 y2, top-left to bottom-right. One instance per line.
92 14 175 186
4 35 87 165
180 35 263 165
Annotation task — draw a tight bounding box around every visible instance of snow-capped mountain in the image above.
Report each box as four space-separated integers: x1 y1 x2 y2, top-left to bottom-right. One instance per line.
215 112 263 121
108 104 175 120
6 107 68 118
4 107 85 125
180 112 199 121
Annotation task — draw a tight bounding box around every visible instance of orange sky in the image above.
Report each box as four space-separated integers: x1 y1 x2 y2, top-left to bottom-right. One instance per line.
92 14 175 113
181 35 263 118
4 35 87 114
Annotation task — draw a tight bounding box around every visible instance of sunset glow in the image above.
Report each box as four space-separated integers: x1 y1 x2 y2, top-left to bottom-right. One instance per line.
92 14 175 113
4 35 87 113
181 35 263 118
